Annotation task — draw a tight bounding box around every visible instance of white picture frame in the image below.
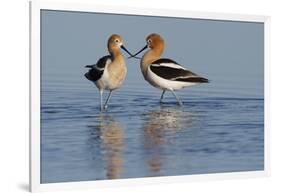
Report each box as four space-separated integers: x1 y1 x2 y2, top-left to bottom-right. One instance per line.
29 1 270 192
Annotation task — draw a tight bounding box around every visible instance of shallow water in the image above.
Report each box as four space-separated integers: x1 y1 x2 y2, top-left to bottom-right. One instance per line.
41 79 264 183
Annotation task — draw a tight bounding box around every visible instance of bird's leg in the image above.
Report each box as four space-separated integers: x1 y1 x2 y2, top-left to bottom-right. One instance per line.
99 89 104 111
170 89 183 106
104 90 113 110
160 90 166 103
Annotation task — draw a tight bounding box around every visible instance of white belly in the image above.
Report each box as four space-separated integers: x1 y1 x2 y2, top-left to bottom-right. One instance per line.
145 66 198 90
95 66 127 91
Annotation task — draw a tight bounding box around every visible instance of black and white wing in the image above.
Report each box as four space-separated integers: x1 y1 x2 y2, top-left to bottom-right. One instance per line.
84 55 112 81
150 58 208 83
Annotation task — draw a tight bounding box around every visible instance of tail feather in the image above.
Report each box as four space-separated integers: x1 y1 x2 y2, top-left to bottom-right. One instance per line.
175 76 209 83
85 64 95 68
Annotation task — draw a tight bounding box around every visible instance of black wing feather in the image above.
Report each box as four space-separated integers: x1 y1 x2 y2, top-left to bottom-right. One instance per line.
150 65 196 80
84 55 112 81
96 55 111 69
84 68 103 81
150 58 208 83
152 58 180 65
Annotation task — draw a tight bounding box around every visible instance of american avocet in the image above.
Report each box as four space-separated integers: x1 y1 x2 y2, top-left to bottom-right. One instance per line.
85 34 135 110
131 33 209 106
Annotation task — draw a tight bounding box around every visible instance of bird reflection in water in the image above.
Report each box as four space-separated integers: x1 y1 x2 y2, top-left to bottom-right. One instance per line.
143 106 194 175
97 114 124 179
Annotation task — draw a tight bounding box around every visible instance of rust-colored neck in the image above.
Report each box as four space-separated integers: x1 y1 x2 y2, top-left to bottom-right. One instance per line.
141 42 164 65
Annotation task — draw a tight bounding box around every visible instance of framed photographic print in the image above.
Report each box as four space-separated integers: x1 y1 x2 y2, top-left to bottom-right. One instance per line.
30 1 270 192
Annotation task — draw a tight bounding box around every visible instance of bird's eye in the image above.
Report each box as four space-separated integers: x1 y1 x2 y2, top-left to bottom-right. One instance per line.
147 39 151 44
115 39 119 43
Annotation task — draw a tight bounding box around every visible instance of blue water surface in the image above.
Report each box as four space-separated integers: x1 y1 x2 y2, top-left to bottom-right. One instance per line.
41 79 264 183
